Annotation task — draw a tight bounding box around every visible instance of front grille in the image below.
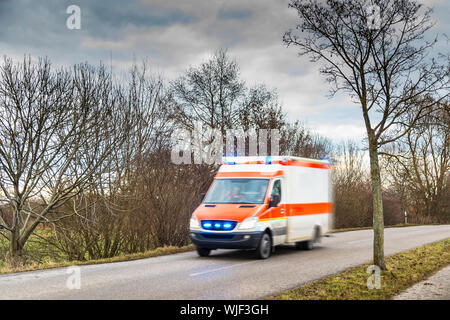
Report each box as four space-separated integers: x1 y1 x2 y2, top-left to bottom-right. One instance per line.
201 220 237 231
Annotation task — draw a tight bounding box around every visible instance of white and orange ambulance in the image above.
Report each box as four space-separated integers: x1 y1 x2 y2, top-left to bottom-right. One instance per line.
189 156 333 259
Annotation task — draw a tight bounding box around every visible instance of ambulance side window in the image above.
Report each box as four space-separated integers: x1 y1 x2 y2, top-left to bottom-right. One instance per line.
271 180 281 200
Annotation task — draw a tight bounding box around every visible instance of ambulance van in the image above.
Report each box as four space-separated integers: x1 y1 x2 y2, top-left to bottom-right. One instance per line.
189 156 333 259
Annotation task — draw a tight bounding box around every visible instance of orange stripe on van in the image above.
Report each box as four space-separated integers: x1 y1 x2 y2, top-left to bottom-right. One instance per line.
286 202 333 216
216 171 284 178
259 202 333 220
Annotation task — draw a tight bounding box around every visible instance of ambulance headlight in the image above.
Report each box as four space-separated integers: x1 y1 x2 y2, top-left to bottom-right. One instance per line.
238 216 259 230
190 216 200 228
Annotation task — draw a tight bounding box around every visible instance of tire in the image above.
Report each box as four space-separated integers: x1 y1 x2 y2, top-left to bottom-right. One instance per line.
303 240 314 250
295 227 320 250
313 226 322 243
295 240 314 250
196 247 211 257
255 232 272 259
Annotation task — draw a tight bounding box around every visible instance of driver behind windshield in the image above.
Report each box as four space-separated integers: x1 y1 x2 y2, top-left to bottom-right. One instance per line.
225 186 245 201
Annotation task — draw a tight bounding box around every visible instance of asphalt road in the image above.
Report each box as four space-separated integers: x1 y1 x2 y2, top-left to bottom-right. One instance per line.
0 225 449 299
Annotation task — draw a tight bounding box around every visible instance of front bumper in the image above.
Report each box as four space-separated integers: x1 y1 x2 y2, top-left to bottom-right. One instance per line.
189 230 264 249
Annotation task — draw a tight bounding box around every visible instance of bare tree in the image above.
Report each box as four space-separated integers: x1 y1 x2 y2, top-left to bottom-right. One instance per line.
382 99 450 223
0 57 132 258
284 0 449 269
172 49 292 160
280 121 333 159
333 141 373 228
171 49 245 136
238 85 286 131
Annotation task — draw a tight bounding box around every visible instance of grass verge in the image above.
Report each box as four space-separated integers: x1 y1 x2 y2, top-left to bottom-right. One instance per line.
0 244 195 275
270 238 450 300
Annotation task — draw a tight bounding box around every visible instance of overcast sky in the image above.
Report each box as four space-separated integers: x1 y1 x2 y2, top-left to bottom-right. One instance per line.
0 0 448 143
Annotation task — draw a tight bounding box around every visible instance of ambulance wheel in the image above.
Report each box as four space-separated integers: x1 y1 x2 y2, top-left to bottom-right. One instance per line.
196 247 211 257
303 240 314 250
295 240 313 250
256 232 272 259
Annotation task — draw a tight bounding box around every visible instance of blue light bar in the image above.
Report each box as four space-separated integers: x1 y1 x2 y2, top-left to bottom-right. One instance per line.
203 222 212 229
201 220 237 231
320 156 331 164
222 157 236 165
265 156 273 164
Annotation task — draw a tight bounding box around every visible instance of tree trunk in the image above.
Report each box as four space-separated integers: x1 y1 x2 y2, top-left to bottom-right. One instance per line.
369 142 387 270
9 227 23 258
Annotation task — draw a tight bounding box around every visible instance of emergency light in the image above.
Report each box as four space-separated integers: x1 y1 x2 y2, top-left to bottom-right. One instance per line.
203 222 212 229
222 156 290 165
222 157 236 165
201 220 237 231
320 156 331 164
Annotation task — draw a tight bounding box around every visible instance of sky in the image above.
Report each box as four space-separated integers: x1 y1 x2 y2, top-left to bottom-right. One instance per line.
0 0 448 144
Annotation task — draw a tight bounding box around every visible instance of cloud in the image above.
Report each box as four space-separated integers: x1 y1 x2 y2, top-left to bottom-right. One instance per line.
0 0 448 144
218 8 252 20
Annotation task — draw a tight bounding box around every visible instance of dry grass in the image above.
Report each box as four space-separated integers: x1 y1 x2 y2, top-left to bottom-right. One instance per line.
0 244 194 274
270 238 450 300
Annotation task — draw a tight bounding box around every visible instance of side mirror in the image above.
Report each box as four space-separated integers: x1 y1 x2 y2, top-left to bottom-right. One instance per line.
199 193 206 203
269 194 280 208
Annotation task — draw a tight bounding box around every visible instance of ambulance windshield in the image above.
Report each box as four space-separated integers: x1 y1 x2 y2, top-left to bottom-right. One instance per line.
203 178 269 204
